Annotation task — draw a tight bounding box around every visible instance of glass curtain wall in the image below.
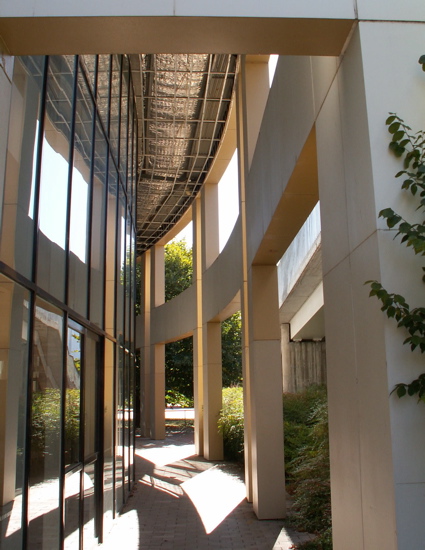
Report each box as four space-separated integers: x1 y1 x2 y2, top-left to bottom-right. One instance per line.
0 54 137 550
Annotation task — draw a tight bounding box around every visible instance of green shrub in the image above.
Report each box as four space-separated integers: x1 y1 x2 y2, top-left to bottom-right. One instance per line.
165 389 194 408
218 386 244 461
283 386 332 549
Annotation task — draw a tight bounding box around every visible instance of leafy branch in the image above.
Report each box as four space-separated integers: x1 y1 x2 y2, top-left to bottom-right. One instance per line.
366 55 425 402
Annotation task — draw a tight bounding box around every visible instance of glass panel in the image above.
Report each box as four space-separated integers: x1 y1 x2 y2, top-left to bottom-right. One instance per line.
103 339 114 528
65 329 81 468
116 189 125 347
119 57 129 187
127 86 134 202
115 346 124 513
96 55 110 133
132 112 137 221
83 461 96 549
89 116 107 328
64 470 81 550
105 156 117 338
129 353 135 484
0 57 44 279
0 275 30 550
84 333 97 458
109 56 121 165
80 55 96 93
68 68 93 317
37 56 75 302
28 298 63 549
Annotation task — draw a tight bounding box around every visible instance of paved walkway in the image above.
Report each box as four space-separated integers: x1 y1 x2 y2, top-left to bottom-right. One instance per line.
100 428 315 549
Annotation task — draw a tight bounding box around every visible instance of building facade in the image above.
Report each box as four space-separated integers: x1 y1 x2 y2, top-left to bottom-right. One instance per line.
0 2 425 549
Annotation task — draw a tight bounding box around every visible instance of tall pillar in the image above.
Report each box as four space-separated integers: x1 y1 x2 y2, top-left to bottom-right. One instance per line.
192 197 204 455
246 265 286 519
140 250 151 437
202 322 223 460
316 22 425 549
149 245 165 439
237 55 282 511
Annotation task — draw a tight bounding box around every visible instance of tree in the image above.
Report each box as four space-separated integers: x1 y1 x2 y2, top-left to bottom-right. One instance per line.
164 239 242 403
367 55 425 402
165 239 193 301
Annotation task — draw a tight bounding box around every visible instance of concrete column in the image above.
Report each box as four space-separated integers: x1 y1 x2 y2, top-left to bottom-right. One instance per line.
202 321 223 460
0 42 13 231
140 251 151 437
149 245 165 439
280 323 292 393
316 22 425 549
192 197 204 455
247 265 286 519
236 56 277 508
201 182 219 269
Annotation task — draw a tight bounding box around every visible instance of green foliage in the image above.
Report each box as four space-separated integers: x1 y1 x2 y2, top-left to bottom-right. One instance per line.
165 239 193 301
367 57 425 402
222 312 242 387
165 389 194 408
283 386 331 549
217 386 244 461
165 336 194 399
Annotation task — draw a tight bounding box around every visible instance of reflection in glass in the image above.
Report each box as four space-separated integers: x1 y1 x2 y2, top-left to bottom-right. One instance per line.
37 56 75 302
109 56 121 163
84 333 97 458
90 117 107 328
105 157 117 337
68 68 93 316
97 55 110 131
83 462 97 548
64 470 81 550
0 57 44 279
0 275 30 550
103 339 114 531
65 329 81 468
115 346 124 513
28 299 63 549
119 57 129 187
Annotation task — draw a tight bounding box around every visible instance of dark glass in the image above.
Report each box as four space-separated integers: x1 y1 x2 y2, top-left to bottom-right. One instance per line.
84 332 97 458
68 68 93 317
90 116 107 328
105 156 117 337
103 339 114 529
0 57 44 279
0 275 30 550
96 55 110 133
119 57 129 187
115 346 124 513
37 56 75 302
65 328 81 468
28 298 63 550
109 56 121 166
83 461 96 548
116 188 126 346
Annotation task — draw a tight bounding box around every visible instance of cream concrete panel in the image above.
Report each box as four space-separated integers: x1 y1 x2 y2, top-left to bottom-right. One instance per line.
201 183 219 269
250 339 285 519
150 344 166 440
249 265 280 341
322 258 368 550
374 229 425 484
316 71 351 275
246 56 317 266
0 0 355 18
151 283 197 344
395 483 425 549
349 234 400 549
202 218 242 323
359 22 425 224
310 56 338 117
289 282 323 338
0 18 354 57
357 0 425 22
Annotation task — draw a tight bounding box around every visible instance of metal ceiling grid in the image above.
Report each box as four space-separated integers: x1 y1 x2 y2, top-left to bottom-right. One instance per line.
135 54 238 254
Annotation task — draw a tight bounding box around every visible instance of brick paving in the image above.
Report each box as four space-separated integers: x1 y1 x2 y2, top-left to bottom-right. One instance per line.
99 429 316 550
